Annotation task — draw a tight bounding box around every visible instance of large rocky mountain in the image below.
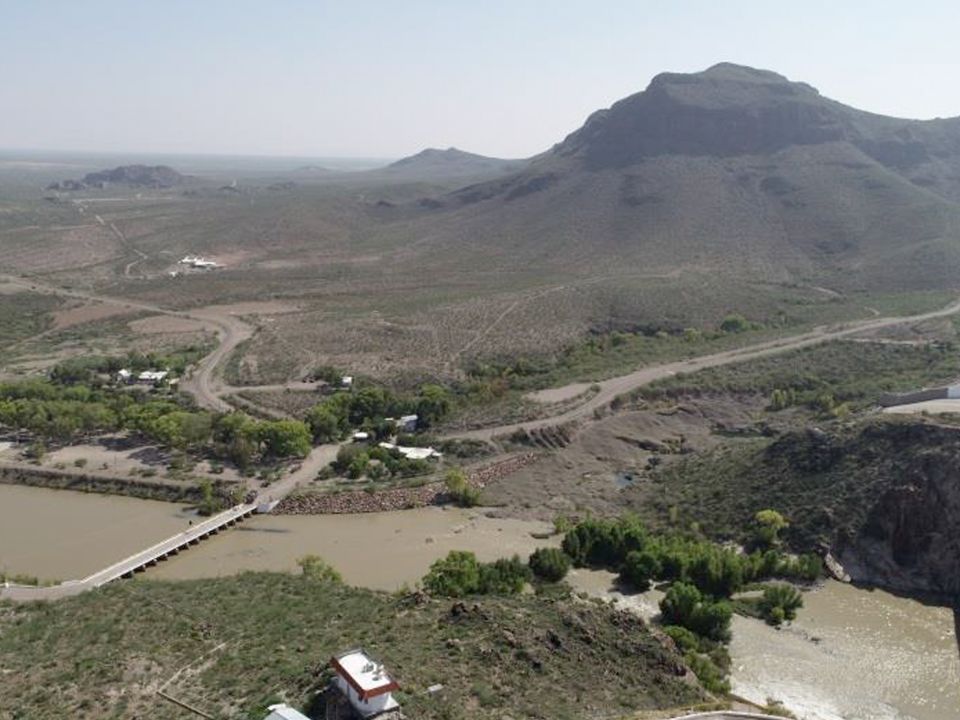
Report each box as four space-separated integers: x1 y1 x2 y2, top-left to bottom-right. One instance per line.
404 64 960 293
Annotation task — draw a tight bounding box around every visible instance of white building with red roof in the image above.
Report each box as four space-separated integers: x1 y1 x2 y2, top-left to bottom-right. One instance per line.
330 649 400 717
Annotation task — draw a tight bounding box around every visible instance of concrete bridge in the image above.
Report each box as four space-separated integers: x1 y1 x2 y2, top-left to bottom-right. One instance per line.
1 502 259 602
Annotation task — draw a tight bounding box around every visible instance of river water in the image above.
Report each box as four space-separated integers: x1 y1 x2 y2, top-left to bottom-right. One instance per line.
2 484 958 719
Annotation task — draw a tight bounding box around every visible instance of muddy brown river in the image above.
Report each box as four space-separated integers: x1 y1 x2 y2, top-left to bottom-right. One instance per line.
2 484 958 719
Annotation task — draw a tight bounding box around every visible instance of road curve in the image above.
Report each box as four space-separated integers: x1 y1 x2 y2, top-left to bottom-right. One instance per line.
0 273 251 413
450 297 960 441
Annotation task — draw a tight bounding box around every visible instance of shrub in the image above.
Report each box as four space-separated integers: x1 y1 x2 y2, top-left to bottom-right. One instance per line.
444 467 481 507
297 554 343 583
528 547 570 582
478 555 531 594
423 551 530 597
423 551 482 597
659 582 731 643
759 583 804 625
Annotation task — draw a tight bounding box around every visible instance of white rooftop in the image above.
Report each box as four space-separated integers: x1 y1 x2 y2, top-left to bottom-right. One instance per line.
378 442 441 461
264 704 311 720
334 649 396 693
137 370 168 381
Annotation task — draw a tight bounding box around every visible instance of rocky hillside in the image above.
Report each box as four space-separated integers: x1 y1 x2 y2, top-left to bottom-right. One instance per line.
641 417 960 598
0 573 703 719
397 64 960 294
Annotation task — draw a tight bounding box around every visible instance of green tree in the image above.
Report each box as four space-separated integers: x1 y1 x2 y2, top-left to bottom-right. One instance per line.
619 550 661 591
528 547 571 582
416 384 453 427
478 555 531 594
305 405 342 443
423 551 482 597
753 509 789 549
258 420 311 458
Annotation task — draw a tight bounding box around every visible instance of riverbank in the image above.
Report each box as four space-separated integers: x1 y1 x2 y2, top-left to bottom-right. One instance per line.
566 569 960 720
0 460 227 504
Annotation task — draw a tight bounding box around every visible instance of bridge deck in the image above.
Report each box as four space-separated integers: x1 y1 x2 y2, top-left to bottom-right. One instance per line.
1 503 257 602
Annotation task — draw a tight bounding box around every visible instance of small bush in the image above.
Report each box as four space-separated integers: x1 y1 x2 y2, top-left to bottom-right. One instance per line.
297 554 343 583
528 547 570 582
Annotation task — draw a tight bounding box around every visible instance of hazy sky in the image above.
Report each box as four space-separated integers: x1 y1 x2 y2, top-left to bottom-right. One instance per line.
2 1 958 159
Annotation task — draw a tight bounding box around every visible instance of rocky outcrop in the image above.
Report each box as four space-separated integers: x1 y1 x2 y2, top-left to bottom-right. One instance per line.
47 165 185 191
768 421 960 598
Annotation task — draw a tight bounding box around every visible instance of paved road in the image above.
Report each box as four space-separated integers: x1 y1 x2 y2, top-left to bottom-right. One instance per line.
450 297 960 441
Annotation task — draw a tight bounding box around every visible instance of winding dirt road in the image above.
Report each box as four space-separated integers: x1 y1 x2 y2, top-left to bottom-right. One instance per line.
6 270 960 440
452 297 960 441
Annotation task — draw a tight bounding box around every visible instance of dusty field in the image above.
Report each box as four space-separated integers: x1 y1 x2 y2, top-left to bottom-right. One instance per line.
2 436 245 483
128 315 213 334
52 302 136 330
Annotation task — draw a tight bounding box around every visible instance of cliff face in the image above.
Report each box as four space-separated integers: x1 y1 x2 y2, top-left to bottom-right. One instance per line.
834 424 960 596
765 422 960 597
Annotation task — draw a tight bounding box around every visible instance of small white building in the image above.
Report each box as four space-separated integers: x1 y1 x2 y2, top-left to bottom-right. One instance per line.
330 649 399 718
263 703 311 720
396 414 418 433
116 368 132 383
137 370 168 385
351 431 370 442
341 375 354 389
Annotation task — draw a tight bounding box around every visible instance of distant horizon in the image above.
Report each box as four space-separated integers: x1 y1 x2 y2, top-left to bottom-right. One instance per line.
3 1 959 157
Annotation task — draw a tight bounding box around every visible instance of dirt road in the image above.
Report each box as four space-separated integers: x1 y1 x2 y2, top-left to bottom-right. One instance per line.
0 273 250 413
451 297 960 441
7 270 960 438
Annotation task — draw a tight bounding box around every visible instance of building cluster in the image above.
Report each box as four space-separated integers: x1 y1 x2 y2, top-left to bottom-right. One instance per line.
179 255 220 270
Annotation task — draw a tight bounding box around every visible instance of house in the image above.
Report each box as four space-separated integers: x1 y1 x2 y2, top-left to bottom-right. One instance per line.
341 375 354 389
116 368 132 384
136 370 168 385
351 431 370 442
263 703 311 720
396 414 418 433
330 649 399 717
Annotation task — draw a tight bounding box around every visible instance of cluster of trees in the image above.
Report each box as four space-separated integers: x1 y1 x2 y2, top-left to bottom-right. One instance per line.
422 546 573 599
305 383 453 443
331 444 433 480
768 387 850 418
559 513 815 692
562 515 821 598
0 378 312 464
422 551 532 597
50 347 207 385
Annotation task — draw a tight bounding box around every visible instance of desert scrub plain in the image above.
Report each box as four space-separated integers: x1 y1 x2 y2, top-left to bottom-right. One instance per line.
0 573 704 720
